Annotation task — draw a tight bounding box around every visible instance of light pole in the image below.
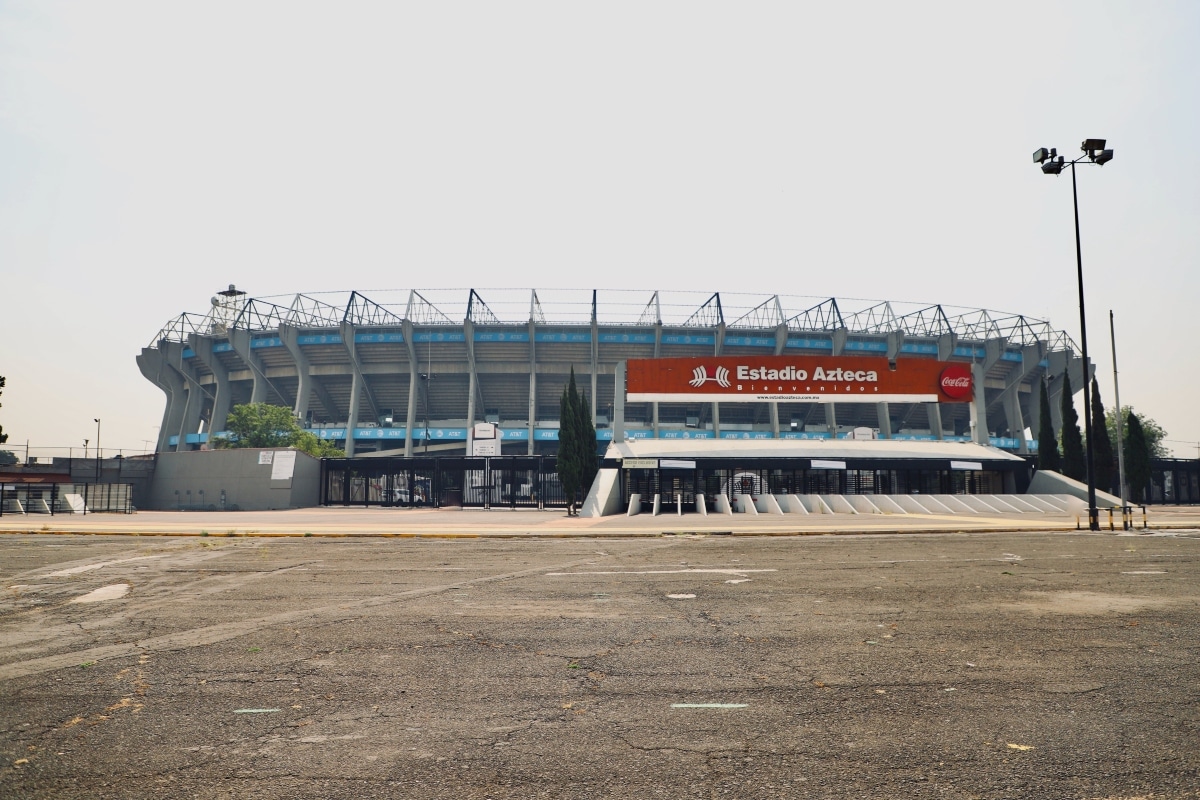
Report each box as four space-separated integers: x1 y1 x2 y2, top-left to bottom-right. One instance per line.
94 418 102 506
1034 139 1114 531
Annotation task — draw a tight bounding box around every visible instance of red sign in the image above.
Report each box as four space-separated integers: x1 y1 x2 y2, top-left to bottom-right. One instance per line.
938 364 974 400
626 356 973 404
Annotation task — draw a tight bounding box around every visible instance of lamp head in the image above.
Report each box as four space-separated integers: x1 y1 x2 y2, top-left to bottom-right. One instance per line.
1041 156 1065 175
1033 147 1050 164
1093 149 1114 165
1081 138 1107 153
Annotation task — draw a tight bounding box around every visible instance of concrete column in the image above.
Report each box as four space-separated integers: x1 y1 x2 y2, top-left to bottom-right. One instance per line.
927 403 944 441
969 362 988 445
652 323 662 439
590 316 599 426
826 327 848 437
188 334 231 436
228 329 267 404
137 346 186 453
161 340 206 451
876 402 893 439
527 320 537 455
711 322 724 439
770 323 787 438
464 319 478 455
402 320 420 458
613 361 626 445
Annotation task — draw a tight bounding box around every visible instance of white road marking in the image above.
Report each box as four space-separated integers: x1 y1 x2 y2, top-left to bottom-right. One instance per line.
70 583 129 603
49 555 165 577
546 569 775 576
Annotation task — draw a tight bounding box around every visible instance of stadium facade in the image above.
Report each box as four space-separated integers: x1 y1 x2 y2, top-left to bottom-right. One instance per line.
138 287 1089 460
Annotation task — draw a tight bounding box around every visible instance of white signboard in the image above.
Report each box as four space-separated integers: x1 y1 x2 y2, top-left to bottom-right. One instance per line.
258 451 274 465
271 450 297 480
950 460 984 471
623 458 659 469
660 459 697 469
472 439 498 456
811 459 847 470
473 422 497 439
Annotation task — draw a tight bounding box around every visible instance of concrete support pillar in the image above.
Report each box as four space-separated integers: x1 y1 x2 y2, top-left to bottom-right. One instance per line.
339 322 380 458
527 320 537 455
711 322 724 439
826 327 847 437
464 319 478 455
652 323 662 439
876 402 892 439
927 403 944 441
969 362 989 445
137 346 187 453
161 340 206 451
613 361 626 445
590 316 599 427
277 326 310 421
228 329 268 404
402 320 420 458
770 323 787 438
188 335 231 436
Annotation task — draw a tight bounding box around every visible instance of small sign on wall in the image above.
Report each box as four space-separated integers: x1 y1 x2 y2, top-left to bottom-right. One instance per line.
258 451 274 465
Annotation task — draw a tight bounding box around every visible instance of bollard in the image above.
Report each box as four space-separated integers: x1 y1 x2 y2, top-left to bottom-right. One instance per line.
1141 505 1148 531
1106 507 1114 531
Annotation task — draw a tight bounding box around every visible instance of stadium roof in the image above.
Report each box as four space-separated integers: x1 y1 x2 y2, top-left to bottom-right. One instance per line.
152 288 1080 355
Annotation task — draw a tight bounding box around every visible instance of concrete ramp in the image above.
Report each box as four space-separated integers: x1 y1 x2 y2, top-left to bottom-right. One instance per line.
733 494 759 514
581 469 623 518
850 495 882 514
821 495 858 514
755 494 784 515
1028 470 1123 508
870 495 907 514
930 495 973 513
778 495 809 514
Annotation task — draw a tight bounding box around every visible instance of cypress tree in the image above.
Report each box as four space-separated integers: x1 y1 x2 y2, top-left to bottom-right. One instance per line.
1037 378 1061 472
1060 372 1087 482
1125 411 1151 504
557 368 582 515
1089 378 1115 495
575 384 598 505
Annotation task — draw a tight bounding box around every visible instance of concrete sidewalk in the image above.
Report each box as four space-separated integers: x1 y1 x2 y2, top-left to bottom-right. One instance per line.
1 504 1196 537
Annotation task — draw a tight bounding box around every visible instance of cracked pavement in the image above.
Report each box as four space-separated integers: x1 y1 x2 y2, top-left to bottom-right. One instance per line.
1 531 1199 798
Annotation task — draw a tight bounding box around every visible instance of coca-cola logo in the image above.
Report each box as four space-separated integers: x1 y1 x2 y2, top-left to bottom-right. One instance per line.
939 364 973 400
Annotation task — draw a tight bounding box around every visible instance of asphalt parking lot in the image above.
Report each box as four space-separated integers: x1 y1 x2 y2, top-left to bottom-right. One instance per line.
2 527 1199 799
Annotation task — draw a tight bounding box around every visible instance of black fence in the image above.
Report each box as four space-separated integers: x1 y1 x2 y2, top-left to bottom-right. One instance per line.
321 456 576 510
622 466 1007 508
0 482 135 515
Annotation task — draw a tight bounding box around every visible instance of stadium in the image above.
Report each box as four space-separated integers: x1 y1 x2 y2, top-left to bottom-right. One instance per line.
139 286 1084 458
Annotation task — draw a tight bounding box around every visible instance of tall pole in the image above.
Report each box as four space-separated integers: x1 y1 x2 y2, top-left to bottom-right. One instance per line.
94 418 102 511
1070 163 1099 531
1110 310 1127 512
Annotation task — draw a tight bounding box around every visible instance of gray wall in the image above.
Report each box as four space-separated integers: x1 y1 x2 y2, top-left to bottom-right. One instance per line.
148 449 321 511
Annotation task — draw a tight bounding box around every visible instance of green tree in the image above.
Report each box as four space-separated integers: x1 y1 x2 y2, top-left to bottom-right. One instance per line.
575 382 598 502
0 374 9 445
1059 372 1086 482
1106 406 1169 459
1089 378 1115 495
556 369 583 515
1036 378 1060 471
219 403 343 457
1124 411 1152 503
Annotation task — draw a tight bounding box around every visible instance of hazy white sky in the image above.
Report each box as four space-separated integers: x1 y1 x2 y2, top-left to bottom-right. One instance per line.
2 1 1198 457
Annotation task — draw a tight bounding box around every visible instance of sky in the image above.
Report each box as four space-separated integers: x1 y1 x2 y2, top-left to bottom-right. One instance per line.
2 1 1199 459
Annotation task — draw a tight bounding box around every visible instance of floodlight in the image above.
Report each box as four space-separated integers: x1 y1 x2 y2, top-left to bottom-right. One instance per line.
1081 138 1106 153
1093 149 1113 165
1033 148 1050 164
1041 157 1064 175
